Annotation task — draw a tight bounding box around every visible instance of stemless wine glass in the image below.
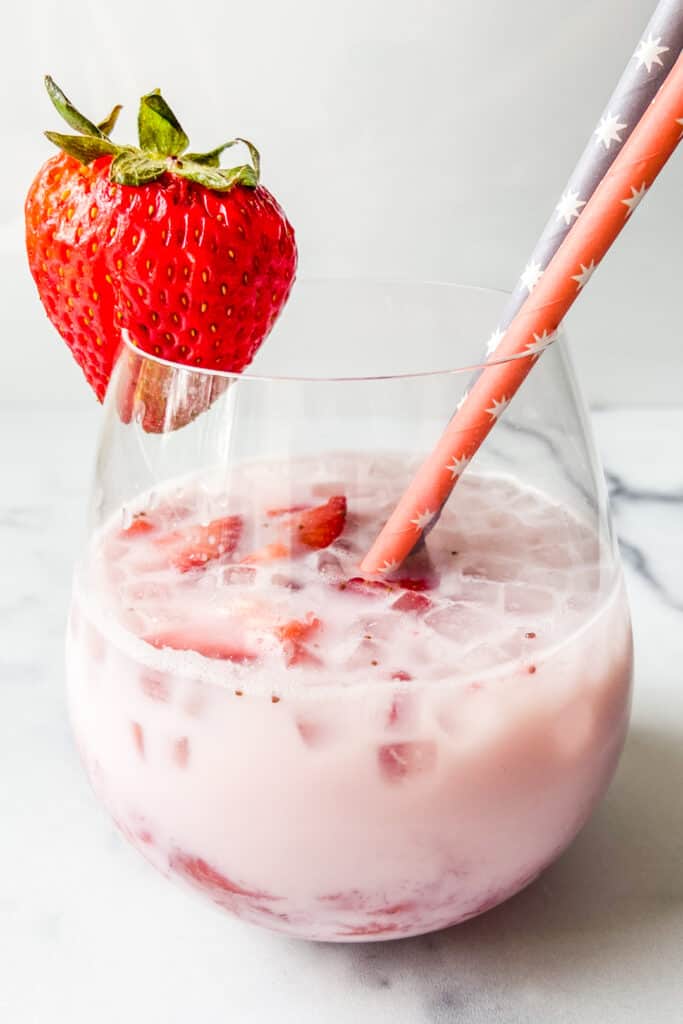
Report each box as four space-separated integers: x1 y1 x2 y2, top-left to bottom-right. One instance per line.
66 279 633 941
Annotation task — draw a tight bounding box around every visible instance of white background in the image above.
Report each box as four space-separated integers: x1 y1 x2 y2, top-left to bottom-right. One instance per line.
1 0 680 405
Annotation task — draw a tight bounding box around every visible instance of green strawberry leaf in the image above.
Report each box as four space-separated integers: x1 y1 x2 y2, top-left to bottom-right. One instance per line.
44 76 106 139
110 149 166 185
175 161 258 191
138 90 189 157
185 137 260 180
44 131 120 164
97 104 123 138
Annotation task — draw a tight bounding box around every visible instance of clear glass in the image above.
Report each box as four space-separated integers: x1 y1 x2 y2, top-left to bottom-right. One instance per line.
66 280 633 941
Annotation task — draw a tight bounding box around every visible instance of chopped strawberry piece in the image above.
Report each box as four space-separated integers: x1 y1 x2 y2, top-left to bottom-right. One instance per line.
387 690 414 727
131 721 145 758
291 496 346 550
340 576 394 597
390 670 413 682
274 614 322 667
241 542 290 564
266 503 310 517
145 629 256 663
378 741 436 782
140 670 170 702
395 577 431 592
158 515 243 573
121 513 155 537
391 591 432 614
170 851 270 900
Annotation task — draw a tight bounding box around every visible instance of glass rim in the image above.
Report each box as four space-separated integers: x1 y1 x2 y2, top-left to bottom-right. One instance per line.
121 276 564 384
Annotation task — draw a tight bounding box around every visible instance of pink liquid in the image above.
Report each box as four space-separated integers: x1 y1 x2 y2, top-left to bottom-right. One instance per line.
66 454 632 940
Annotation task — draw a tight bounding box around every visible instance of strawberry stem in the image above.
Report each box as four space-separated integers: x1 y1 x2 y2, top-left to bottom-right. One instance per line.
42 77 261 192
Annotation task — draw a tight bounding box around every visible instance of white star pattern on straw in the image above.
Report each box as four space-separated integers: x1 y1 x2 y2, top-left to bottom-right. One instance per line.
486 395 510 421
446 454 471 479
520 261 544 292
410 508 435 532
379 559 400 575
525 329 557 359
555 189 586 225
595 112 627 149
634 34 669 73
571 259 597 290
486 327 506 356
621 182 648 218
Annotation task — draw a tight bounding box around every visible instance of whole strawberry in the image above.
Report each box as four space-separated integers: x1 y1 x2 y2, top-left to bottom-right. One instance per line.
25 78 297 425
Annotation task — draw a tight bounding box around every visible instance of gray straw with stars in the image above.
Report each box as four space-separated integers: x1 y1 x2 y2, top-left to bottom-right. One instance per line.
478 0 683 364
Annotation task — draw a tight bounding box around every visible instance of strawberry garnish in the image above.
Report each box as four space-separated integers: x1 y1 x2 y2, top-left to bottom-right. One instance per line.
25 78 296 426
274 614 322 667
157 515 242 572
291 496 346 550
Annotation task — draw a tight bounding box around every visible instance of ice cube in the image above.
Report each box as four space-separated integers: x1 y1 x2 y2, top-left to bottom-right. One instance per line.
503 584 554 615
425 601 490 644
316 551 344 580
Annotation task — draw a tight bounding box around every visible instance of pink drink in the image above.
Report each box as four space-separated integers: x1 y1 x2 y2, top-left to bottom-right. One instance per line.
66 453 632 940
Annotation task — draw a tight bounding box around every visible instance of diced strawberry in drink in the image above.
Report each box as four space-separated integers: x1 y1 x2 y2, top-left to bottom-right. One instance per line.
170 851 271 901
291 496 346 550
387 690 414 727
378 741 436 782
241 542 290 564
158 515 243 572
390 670 412 682
394 577 431 592
145 629 257 663
121 513 155 537
266 503 310 517
139 670 170 702
340 577 394 598
274 614 322 667
391 591 432 614
131 721 145 758
173 736 190 767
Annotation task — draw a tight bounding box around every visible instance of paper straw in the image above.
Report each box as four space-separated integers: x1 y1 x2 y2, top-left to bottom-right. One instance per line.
480 0 683 364
360 51 683 575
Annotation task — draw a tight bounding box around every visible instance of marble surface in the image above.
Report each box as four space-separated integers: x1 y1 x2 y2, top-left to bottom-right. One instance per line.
1 401 682 1024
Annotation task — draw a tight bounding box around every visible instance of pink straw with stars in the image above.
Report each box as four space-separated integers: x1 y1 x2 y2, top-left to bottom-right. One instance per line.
360 51 683 576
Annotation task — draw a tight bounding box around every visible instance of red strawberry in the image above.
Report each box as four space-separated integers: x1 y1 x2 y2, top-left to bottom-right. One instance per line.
25 78 297 425
290 496 347 550
157 514 243 572
274 614 322 666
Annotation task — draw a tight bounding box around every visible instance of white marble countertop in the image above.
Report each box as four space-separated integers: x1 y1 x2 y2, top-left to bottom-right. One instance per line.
1 402 682 1024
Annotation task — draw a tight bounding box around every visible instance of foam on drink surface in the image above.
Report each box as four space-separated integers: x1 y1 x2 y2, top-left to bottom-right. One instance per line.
67 453 632 940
